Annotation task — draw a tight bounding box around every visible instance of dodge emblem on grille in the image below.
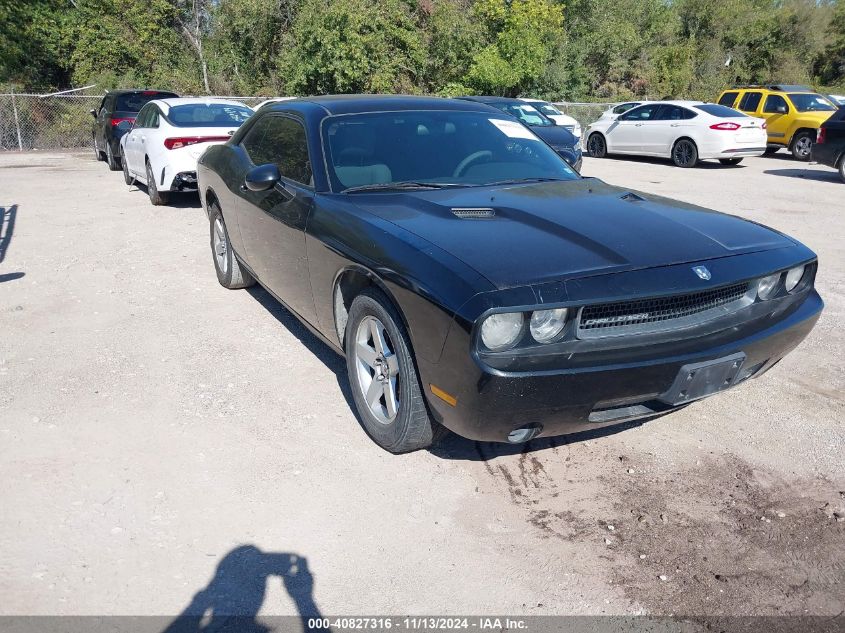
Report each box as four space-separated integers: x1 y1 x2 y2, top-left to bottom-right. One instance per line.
692 265 711 280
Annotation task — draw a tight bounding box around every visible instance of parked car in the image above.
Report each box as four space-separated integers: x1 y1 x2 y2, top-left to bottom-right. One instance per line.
197 95 822 453
91 89 178 170
598 101 646 120
457 96 582 171
827 94 845 107
585 101 767 167
519 98 582 139
120 98 253 205
811 106 845 182
716 85 837 160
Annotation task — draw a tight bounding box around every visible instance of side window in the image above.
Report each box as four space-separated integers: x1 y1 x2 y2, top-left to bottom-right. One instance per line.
619 104 659 121
655 105 690 120
763 94 788 114
242 115 313 187
718 92 739 107
149 107 160 128
738 91 762 112
135 104 151 128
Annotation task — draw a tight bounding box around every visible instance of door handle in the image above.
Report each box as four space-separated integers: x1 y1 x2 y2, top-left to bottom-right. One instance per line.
670 123 680 127
239 183 248 192
634 123 643 127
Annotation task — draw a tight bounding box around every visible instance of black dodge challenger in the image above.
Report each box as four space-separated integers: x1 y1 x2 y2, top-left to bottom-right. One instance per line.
197 95 823 453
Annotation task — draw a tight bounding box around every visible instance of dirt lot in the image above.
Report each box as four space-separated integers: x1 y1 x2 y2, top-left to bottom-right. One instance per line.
0 150 842 623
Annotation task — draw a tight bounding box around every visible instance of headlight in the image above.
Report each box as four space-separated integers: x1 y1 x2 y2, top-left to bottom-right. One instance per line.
784 265 805 293
529 308 568 343
757 273 780 300
480 312 524 351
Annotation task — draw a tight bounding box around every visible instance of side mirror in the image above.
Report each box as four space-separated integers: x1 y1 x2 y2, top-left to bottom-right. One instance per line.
90 109 97 119
244 163 281 192
115 120 133 132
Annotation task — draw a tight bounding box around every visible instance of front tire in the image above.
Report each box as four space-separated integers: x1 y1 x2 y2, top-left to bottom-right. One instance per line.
790 131 814 161
719 158 743 166
94 136 103 161
105 141 121 171
838 155 845 184
763 145 780 156
122 153 134 185
587 133 607 158
672 138 698 168
145 161 169 206
208 202 255 289
345 288 441 453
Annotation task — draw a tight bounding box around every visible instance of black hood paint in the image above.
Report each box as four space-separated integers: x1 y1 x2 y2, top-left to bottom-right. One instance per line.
349 178 794 289
531 124 578 148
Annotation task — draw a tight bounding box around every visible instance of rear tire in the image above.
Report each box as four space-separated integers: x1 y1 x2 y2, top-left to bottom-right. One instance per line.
672 139 698 168
345 287 442 453
790 131 814 161
763 145 780 156
587 133 607 158
838 155 845 184
208 202 255 289
145 161 169 206
719 158 743 166
106 142 121 171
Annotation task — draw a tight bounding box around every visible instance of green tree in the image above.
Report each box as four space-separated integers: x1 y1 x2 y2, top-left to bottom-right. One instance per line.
464 0 564 96
280 0 426 94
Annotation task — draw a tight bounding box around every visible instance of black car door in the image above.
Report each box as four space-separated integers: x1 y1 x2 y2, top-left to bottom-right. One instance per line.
235 113 317 323
95 95 112 148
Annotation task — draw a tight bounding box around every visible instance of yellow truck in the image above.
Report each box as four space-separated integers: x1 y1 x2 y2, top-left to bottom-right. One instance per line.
716 85 838 160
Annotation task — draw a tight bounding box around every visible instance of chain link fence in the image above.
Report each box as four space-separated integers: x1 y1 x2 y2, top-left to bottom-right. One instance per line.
0 92 613 151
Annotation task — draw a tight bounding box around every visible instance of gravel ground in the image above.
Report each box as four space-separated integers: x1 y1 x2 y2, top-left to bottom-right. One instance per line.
0 150 842 623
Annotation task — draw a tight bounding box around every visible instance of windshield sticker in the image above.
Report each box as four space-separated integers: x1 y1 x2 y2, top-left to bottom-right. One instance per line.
489 118 537 140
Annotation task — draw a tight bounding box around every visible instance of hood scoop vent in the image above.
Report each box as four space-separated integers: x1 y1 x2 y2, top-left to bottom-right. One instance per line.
620 192 645 202
451 207 496 219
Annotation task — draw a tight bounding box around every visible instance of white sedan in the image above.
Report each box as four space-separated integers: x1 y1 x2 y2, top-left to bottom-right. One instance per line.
519 98 582 139
120 98 253 205
585 101 767 168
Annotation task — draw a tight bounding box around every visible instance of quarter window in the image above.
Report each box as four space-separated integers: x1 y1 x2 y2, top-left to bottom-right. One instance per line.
763 94 788 114
738 92 762 112
241 115 313 187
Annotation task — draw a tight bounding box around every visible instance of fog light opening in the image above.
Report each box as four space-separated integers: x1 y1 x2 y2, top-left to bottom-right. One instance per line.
507 425 542 444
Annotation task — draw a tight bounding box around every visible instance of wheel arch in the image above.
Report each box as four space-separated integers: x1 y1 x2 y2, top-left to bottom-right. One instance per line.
203 187 220 219
332 265 412 353
788 126 817 146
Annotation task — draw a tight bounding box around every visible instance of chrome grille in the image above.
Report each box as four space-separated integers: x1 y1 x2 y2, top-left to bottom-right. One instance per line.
577 282 750 337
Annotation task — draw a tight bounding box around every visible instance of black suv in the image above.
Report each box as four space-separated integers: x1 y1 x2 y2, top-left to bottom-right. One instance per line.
91 89 178 170
812 106 845 182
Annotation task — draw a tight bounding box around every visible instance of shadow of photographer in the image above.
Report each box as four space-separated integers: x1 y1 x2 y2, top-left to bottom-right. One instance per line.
162 545 329 633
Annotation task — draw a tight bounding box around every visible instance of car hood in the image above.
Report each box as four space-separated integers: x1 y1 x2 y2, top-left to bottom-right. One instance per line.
531 125 577 148
351 178 794 289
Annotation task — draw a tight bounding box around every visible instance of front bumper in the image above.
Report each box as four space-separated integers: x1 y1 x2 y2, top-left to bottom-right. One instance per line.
418 289 822 443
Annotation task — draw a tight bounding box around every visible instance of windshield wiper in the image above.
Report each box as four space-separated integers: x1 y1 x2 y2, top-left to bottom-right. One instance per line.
343 181 466 193
485 177 569 186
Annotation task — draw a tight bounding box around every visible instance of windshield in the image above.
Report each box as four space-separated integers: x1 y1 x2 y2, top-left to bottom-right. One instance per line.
322 110 578 192
115 91 177 113
167 103 253 127
787 93 836 112
495 103 554 127
536 103 563 117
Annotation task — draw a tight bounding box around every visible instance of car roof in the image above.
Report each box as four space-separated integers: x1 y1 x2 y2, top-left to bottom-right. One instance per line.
458 96 525 105
728 85 814 93
153 97 253 111
263 94 498 115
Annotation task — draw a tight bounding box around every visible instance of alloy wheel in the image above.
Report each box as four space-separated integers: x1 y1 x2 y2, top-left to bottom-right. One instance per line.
794 135 812 159
212 217 229 275
674 141 694 166
353 316 400 425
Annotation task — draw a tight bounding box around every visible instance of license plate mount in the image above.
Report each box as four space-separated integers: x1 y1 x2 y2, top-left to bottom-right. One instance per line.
659 352 746 406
